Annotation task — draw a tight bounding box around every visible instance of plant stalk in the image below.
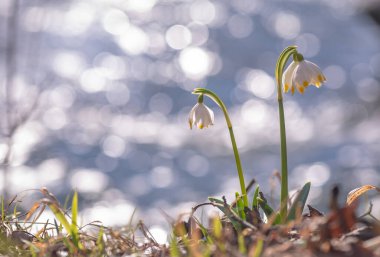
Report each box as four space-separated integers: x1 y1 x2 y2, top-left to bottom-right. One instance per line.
193 88 248 207
277 97 288 222
275 46 297 222
229 128 248 207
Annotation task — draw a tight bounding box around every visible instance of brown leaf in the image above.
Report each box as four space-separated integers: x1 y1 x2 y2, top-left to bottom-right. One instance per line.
346 185 380 206
24 202 40 222
31 204 46 225
306 204 324 218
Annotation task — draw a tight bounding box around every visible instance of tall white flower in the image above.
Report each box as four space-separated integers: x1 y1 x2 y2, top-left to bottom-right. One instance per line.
188 102 214 129
282 58 326 95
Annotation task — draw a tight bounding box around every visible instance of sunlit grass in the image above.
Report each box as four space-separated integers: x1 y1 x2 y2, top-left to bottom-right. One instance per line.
0 183 378 257
0 188 162 256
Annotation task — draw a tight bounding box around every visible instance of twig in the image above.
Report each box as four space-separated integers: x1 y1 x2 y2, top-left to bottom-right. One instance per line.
246 178 256 194
137 220 160 247
191 202 217 216
359 201 380 223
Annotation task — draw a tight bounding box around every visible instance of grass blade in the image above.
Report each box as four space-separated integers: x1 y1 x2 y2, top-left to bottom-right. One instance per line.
96 226 105 255
45 201 71 235
71 191 79 248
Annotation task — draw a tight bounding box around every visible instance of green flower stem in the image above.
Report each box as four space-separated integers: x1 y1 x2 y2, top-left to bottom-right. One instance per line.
275 46 298 223
193 88 248 207
277 99 288 222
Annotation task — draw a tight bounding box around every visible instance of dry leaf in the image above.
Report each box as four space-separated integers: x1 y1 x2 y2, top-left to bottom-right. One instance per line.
24 202 41 222
305 204 323 218
346 185 380 206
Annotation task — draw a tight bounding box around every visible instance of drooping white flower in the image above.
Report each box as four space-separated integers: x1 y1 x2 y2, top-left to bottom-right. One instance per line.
188 102 214 129
282 59 326 95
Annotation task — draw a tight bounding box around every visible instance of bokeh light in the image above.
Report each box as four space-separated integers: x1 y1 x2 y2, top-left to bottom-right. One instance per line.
0 0 379 227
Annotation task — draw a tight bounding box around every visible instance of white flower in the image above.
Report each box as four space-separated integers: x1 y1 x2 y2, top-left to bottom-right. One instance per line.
282 60 326 95
188 102 214 129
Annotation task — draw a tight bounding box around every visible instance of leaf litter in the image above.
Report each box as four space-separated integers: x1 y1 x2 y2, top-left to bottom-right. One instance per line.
0 186 379 257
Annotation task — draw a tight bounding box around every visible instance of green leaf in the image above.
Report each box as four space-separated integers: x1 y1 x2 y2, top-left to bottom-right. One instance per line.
194 217 213 244
257 197 274 217
169 236 180 257
212 216 222 239
272 212 282 225
287 182 311 221
47 202 71 235
257 196 281 225
208 197 241 231
252 238 264 257
13 202 18 219
252 186 260 209
96 227 105 254
238 233 246 254
71 191 79 248
236 192 246 220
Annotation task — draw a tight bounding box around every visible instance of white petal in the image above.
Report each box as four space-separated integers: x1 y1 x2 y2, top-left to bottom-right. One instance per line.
188 103 199 129
199 104 213 128
193 103 214 129
205 105 214 124
304 60 326 87
293 61 311 89
282 61 298 93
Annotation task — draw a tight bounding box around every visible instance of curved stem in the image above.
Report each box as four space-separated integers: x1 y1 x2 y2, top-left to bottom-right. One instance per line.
275 46 297 223
193 88 248 207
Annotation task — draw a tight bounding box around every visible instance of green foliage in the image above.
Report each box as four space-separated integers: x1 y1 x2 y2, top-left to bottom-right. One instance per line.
169 236 181 257
252 186 260 210
235 192 246 220
71 191 80 248
96 226 105 255
212 216 222 239
208 197 241 231
45 201 71 234
256 197 281 225
208 181 311 230
257 197 274 217
287 182 311 221
238 233 246 254
252 238 264 257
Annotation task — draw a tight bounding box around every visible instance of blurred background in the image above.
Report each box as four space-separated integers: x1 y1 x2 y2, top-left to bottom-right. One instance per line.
0 0 380 236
